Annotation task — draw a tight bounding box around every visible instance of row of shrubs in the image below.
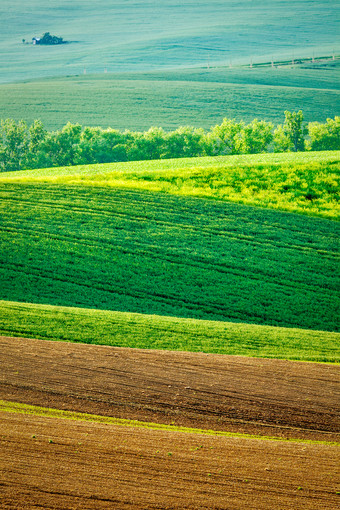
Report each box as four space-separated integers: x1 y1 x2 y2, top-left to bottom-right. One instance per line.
0 111 339 172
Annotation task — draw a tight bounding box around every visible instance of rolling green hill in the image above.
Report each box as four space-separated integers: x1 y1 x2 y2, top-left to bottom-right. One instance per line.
2 151 339 219
1 1 339 130
1 1 338 83
1 152 339 361
1 300 339 362
1 62 339 131
0 177 338 332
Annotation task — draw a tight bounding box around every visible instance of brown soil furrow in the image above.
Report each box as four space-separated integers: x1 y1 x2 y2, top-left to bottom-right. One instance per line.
0 412 339 510
0 336 339 442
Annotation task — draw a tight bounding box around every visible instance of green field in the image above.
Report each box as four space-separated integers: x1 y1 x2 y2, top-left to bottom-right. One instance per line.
1 1 339 361
3 151 339 219
1 1 339 82
1 152 339 361
1 1 339 130
0 300 339 362
0 176 338 332
1 62 339 131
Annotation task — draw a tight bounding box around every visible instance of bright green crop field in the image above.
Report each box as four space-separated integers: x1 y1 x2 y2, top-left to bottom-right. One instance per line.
1 152 339 360
0 178 338 332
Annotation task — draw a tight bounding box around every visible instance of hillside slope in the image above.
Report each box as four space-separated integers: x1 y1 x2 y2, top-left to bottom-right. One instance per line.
1 336 339 439
1 301 339 361
0 181 338 332
1 1 338 82
1 64 339 130
2 151 339 219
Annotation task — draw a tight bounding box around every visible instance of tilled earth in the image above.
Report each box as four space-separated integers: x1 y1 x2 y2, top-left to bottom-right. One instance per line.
1 336 339 441
1 412 339 510
0 336 339 509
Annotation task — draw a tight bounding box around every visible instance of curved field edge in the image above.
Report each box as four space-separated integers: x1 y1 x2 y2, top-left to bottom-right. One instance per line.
1 400 338 447
1 300 339 362
1 151 339 220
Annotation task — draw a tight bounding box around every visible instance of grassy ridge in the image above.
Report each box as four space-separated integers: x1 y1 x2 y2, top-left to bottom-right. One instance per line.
3 151 337 179
0 182 338 332
2 151 339 219
1 300 339 362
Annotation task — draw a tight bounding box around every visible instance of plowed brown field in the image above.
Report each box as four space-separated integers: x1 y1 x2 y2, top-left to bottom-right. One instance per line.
0 336 339 509
1 336 339 441
1 411 339 510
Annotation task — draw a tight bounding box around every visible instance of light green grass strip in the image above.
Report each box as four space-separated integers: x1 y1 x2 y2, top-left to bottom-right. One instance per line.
1 151 338 181
0 400 339 447
1 300 340 362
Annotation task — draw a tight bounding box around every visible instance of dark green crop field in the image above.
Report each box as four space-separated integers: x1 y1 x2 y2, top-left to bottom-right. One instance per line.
0 182 338 332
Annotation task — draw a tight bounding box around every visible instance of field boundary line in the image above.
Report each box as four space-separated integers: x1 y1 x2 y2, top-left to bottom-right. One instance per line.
1 400 339 446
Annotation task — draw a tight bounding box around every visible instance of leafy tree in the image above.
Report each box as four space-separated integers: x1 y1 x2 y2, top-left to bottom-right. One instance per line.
0 119 29 171
165 126 207 159
23 120 48 168
127 127 167 161
236 119 274 154
39 122 82 167
29 120 46 149
307 117 340 151
274 110 306 152
101 129 131 162
78 127 131 163
207 118 245 155
76 126 102 163
39 32 64 45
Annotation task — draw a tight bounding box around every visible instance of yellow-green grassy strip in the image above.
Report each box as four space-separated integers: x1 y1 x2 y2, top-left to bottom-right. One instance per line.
1 400 338 446
1 151 338 180
1 300 339 362
1 151 338 219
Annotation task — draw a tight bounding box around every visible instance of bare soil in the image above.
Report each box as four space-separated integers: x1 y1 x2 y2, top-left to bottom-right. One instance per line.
0 337 340 441
1 336 340 509
1 411 339 510
1 336 339 442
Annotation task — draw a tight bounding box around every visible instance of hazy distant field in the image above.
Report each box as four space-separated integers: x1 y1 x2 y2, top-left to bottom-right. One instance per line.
1 1 339 130
0 61 339 130
1 0 339 83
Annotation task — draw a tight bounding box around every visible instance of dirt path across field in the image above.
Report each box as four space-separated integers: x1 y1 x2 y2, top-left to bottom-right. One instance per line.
1 411 339 510
1 336 339 441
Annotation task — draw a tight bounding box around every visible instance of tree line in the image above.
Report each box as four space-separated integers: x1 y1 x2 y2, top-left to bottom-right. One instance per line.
0 111 339 172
